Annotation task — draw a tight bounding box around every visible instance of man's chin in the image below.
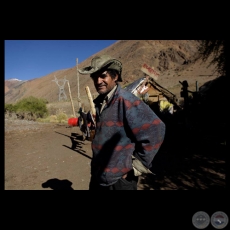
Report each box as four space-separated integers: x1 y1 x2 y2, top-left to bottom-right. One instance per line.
97 89 107 95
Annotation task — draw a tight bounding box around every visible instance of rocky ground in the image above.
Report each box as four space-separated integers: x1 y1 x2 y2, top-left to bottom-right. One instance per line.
4 116 227 190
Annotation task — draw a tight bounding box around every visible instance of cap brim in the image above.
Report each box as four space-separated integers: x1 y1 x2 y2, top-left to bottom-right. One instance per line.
78 66 95 75
78 59 120 75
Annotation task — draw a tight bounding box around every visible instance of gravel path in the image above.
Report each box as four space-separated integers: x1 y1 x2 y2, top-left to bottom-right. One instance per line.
4 118 61 133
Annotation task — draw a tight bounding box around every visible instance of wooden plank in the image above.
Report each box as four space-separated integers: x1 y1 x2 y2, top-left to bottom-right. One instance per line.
85 86 96 116
141 64 160 80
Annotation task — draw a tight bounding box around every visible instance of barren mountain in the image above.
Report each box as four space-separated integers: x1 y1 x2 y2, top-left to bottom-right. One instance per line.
5 79 27 94
5 40 218 105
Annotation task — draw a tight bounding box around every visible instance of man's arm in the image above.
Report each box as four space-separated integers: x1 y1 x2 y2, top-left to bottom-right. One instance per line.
125 98 166 169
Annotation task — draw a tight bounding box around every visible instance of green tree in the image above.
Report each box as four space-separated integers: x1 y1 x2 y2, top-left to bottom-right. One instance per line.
197 40 226 76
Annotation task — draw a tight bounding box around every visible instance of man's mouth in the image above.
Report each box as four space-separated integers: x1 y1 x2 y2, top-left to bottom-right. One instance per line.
97 85 106 89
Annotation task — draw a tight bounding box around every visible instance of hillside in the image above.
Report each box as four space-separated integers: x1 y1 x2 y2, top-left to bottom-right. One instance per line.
5 79 27 94
5 40 218 109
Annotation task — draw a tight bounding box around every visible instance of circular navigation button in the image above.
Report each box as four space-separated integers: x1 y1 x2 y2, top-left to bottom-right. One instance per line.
211 211 228 229
192 211 210 229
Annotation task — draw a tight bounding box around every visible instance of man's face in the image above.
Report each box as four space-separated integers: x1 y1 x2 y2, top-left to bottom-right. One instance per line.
91 70 118 95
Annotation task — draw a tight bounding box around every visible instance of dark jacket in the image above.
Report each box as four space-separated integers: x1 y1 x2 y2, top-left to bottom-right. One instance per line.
91 84 165 186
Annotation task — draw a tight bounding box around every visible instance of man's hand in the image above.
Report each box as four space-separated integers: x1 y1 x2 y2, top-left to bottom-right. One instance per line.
122 174 127 179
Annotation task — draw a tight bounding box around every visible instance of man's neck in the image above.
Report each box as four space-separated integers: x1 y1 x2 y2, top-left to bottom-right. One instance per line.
106 84 118 100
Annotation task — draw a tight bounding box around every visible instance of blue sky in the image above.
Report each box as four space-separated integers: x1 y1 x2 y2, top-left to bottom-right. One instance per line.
4 40 118 81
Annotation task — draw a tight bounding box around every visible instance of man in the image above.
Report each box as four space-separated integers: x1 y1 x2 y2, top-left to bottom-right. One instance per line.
78 55 165 190
78 107 90 141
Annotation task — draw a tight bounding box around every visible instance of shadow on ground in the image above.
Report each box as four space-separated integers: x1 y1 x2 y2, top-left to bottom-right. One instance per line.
55 131 92 160
139 123 227 190
42 178 74 190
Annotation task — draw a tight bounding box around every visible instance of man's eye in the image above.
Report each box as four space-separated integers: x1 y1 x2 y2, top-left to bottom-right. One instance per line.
101 74 107 78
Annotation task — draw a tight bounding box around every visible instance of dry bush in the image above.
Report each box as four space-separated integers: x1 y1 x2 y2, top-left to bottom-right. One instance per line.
56 108 68 123
49 115 58 123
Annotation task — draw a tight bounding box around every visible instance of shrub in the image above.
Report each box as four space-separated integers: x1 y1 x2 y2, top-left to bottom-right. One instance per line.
49 115 58 123
5 104 17 113
56 109 68 123
14 96 48 118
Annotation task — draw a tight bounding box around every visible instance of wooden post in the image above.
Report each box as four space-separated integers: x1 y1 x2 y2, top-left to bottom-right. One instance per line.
85 86 96 116
196 81 198 92
67 81 76 117
76 58 81 109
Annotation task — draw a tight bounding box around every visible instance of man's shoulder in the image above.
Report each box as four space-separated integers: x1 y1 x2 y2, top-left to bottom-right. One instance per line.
117 85 140 100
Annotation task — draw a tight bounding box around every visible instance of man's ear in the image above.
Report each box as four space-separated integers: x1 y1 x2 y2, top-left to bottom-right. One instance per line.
114 74 118 82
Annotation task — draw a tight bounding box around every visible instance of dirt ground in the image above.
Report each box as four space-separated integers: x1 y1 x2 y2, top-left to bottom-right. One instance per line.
4 118 227 190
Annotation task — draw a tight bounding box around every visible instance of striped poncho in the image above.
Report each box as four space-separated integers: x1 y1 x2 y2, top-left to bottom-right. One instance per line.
91 84 165 186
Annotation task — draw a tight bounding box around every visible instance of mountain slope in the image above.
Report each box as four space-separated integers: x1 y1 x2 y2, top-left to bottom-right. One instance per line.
5 40 218 105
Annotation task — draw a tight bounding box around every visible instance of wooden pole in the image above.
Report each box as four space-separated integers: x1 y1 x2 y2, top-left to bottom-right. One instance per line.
85 86 96 116
196 81 198 92
76 58 81 109
67 81 76 117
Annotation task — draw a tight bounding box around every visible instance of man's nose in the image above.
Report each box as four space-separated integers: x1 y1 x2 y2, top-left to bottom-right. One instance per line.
95 77 103 84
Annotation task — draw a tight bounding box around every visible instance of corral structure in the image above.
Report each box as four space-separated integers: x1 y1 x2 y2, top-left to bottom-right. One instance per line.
123 75 181 114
